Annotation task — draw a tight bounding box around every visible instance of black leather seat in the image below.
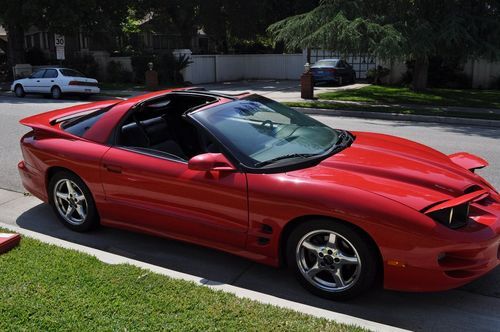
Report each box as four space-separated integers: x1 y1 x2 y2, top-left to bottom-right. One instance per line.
120 117 186 160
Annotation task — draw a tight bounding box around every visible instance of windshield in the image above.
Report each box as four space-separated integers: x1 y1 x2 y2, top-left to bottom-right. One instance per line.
60 69 86 77
190 95 342 168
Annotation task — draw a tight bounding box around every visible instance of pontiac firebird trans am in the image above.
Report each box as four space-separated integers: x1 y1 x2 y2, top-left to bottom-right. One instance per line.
18 88 500 299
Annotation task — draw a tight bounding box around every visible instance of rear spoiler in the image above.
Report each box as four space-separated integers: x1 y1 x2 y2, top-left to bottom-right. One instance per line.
449 152 488 172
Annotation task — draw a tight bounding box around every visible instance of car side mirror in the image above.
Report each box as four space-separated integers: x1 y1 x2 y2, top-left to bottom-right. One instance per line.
188 153 236 172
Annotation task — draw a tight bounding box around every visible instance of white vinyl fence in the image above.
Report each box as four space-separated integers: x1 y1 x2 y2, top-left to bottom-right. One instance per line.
183 53 307 84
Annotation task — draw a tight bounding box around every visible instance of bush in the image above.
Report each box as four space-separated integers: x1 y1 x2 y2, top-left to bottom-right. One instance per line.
131 53 191 84
63 54 99 79
366 66 390 84
107 60 133 83
131 54 158 84
25 47 48 66
491 76 500 90
403 56 472 89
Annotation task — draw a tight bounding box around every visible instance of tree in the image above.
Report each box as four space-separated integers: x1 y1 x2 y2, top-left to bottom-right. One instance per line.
134 0 199 50
198 0 318 53
268 0 500 91
0 0 131 66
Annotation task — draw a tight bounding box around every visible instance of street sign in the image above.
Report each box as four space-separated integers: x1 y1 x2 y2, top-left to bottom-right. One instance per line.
56 47 65 60
54 34 65 47
54 34 65 60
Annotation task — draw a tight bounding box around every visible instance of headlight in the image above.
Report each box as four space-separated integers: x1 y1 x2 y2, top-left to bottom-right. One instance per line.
428 202 470 229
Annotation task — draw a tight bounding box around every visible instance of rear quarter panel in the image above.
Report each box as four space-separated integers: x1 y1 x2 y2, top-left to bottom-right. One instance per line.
21 133 110 206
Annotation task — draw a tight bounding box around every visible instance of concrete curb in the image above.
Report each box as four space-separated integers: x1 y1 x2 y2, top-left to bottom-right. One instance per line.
294 107 500 128
0 193 407 332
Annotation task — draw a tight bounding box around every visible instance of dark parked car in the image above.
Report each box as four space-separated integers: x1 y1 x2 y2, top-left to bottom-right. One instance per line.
311 59 356 85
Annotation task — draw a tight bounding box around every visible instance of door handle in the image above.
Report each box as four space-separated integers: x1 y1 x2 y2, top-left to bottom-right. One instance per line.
51 80 54 82
36 80 40 82
104 164 122 174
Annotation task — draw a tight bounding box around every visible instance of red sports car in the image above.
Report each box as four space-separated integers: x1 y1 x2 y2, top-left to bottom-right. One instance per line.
18 89 500 299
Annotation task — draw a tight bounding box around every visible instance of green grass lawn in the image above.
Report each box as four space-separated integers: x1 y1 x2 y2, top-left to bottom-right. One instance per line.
285 101 500 121
0 232 363 331
317 85 500 109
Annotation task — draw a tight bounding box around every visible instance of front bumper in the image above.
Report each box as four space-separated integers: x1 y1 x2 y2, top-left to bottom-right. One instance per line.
384 197 500 292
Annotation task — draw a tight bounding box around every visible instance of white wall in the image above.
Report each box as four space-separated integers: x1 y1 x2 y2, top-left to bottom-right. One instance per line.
184 53 307 84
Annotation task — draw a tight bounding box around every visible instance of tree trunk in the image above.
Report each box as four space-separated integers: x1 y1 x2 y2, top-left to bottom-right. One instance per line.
6 23 26 69
412 56 429 92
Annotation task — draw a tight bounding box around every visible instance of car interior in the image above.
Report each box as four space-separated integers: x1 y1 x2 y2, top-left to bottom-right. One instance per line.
117 93 221 161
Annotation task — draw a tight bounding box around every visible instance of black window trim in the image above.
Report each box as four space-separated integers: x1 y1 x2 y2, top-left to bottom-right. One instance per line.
115 146 189 165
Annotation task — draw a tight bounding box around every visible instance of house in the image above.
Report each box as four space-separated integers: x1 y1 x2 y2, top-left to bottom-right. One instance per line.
0 25 7 55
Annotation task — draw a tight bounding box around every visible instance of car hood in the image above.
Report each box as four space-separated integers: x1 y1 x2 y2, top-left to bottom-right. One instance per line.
287 131 492 211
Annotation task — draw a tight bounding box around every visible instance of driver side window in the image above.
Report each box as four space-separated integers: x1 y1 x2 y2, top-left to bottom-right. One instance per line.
117 94 219 162
30 70 46 79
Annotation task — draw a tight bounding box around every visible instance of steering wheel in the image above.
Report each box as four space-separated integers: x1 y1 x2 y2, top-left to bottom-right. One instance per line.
260 120 275 130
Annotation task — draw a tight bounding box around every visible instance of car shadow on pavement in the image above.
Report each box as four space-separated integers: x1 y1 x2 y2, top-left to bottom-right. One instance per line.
16 202 500 331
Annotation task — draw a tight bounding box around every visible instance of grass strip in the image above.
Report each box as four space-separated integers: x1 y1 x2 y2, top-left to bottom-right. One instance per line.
0 230 364 331
317 85 500 109
285 101 500 121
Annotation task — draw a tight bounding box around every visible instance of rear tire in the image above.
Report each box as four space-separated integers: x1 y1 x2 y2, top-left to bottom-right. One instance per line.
14 85 25 98
51 86 62 99
286 219 378 300
48 171 99 232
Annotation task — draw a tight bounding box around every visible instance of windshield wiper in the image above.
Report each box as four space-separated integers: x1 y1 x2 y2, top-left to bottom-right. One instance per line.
255 153 319 167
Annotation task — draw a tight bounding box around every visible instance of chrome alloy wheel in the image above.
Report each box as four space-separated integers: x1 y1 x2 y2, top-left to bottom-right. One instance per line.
53 179 88 225
296 230 362 292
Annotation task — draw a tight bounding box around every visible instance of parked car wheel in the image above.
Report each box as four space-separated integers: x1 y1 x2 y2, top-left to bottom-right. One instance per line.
14 85 25 98
287 219 378 300
51 86 62 99
48 171 99 232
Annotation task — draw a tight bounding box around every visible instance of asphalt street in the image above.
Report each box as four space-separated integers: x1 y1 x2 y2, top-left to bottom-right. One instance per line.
0 94 499 331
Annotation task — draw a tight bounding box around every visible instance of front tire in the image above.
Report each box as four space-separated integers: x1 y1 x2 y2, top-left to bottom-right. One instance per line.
14 85 25 98
286 219 378 300
51 86 62 99
48 171 99 232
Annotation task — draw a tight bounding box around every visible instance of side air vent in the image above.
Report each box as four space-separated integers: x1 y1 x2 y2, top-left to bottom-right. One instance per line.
261 224 273 234
258 238 270 245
